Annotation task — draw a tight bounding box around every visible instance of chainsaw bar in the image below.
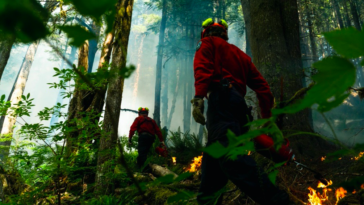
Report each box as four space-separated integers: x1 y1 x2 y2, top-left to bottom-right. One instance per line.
293 161 330 186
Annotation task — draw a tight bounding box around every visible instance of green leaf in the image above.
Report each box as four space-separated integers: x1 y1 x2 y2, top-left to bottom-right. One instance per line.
203 128 268 159
203 141 227 158
174 172 193 182
324 27 364 58
274 57 356 114
0 95 5 101
64 0 117 20
0 0 49 42
155 174 175 184
167 191 195 204
58 25 97 47
317 92 350 112
268 170 279 185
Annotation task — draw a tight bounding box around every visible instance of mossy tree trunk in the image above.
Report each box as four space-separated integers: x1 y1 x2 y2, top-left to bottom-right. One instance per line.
250 0 319 156
65 41 89 157
95 0 134 195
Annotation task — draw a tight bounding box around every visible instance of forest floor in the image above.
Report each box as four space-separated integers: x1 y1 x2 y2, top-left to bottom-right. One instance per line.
119 136 364 205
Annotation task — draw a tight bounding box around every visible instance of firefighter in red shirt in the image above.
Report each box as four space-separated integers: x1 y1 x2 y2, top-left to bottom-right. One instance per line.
191 18 295 205
129 107 165 171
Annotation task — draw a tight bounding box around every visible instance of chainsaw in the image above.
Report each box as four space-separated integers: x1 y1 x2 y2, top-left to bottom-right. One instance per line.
254 134 330 185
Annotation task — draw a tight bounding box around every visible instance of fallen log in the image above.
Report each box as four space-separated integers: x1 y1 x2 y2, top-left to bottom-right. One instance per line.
149 164 178 178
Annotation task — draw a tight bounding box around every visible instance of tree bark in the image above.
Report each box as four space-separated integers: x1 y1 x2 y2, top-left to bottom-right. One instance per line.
332 0 345 29
250 0 316 156
241 0 252 58
153 0 167 127
65 41 89 157
349 0 361 30
150 164 178 178
343 0 352 27
306 0 318 62
167 66 180 129
95 0 134 195
0 41 40 161
0 36 15 82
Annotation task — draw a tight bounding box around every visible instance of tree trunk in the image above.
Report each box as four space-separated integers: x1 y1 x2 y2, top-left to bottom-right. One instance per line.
332 0 345 29
0 41 40 161
132 34 145 104
87 22 101 73
95 0 134 195
306 0 318 62
250 0 316 156
153 0 167 127
161 60 169 127
0 36 15 81
241 0 252 58
150 164 178 178
349 0 361 30
65 41 89 157
167 67 180 129
343 0 352 27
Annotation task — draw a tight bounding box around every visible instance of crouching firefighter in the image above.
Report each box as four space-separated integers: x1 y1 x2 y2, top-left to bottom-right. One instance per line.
128 107 165 171
191 18 295 205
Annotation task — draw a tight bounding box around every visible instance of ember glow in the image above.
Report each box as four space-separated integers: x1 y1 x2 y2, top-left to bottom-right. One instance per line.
353 152 364 160
172 157 176 165
321 156 326 161
185 155 203 172
335 187 347 204
308 180 333 205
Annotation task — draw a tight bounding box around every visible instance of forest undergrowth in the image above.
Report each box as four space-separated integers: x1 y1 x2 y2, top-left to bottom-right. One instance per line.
1 0 364 204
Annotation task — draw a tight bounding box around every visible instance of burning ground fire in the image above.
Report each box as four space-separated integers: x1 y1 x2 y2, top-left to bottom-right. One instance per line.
308 153 364 204
184 155 203 172
307 180 364 204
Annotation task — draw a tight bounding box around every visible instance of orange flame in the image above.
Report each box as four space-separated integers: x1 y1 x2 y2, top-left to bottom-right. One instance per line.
185 155 203 172
308 187 323 205
354 152 364 160
321 156 326 161
172 157 176 165
335 187 347 204
318 180 333 188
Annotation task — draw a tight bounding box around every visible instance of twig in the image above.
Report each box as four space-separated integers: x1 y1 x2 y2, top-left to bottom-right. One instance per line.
231 193 241 202
320 112 346 149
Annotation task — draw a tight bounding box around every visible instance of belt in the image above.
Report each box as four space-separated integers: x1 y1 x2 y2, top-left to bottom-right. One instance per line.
207 83 233 99
139 132 153 136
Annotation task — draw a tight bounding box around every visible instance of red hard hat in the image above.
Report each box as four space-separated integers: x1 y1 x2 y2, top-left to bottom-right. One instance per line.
254 134 294 163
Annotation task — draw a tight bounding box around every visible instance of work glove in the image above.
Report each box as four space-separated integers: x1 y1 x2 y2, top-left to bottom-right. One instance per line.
191 97 205 125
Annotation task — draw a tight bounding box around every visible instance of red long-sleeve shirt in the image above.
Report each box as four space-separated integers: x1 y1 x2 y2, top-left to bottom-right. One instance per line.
128 116 163 142
193 36 274 118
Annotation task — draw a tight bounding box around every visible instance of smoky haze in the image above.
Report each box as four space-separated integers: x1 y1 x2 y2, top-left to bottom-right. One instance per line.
0 0 363 147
